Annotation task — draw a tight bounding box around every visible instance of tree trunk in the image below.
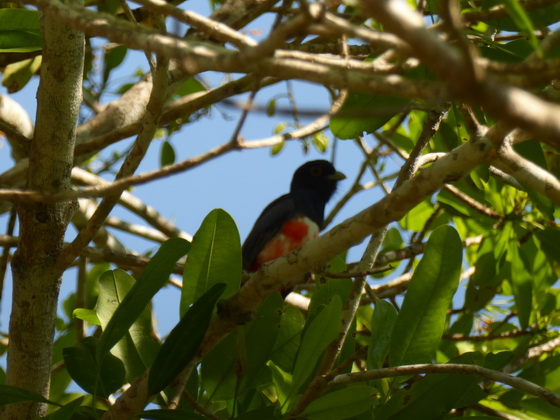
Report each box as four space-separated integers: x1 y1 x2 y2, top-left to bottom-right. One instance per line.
3 4 84 418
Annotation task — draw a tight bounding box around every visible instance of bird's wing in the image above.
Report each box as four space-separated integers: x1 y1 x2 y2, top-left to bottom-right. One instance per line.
242 193 297 271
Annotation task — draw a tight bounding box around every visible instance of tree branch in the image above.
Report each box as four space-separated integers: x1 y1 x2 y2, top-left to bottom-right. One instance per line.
331 363 560 408
4 1 85 417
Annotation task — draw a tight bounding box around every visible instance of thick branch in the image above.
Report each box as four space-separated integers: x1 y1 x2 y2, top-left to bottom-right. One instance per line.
4 2 84 418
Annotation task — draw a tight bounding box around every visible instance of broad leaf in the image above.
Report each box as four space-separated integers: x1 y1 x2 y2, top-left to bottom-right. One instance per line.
181 209 241 314
97 238 189 360
63 337 125 398
42 396 85 420
291 296 342 401
136 409 207 419
507 242 533 329
385 354 485 419
238 292 284 392
330 92 409 139
148 283 226 395
96 269 161 382
301 385 376 420
0 9 41 52
0 384 57 406
390 225 462 366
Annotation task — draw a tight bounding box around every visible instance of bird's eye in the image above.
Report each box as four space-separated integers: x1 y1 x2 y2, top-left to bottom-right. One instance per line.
310 166 323 177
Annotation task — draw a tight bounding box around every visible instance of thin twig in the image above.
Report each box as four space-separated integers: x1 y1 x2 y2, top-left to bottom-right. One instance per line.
331 363 560 408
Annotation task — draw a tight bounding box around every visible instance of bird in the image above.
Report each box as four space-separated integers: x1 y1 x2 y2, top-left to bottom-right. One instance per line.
242 160 345 295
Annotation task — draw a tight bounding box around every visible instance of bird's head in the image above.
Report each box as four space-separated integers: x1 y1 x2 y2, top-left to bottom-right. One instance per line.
290 160 346 203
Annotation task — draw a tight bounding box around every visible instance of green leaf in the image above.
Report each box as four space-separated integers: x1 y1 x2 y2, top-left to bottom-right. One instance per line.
0 9 41 52
96 269 161 382
103 45 127 84
200 331 237 400
508 242 533 329
42 396 85 420
160 140 176 167
368 300 397 370
368 300 397 397
2 56 42 93
464 252 500 313
502 0 540 54
330 92 409 139
536 228 560 268
271 141 285 155
312 131 329 153
291 296 342 399
386 354 485 419
268 361 293 409
390 226 462 366
307 277 351 324
73 308 101 326
148 283 226 395
301 385 376 420
271 305 305 372
399 199 434 232
97 238 190 360
181 209 240 314
266 98 276 116
63 337 125 398
174 77 206 97
273 122 288 135
136 409 207 419
238 292 284 392
0 384 57 406
236 407 279 420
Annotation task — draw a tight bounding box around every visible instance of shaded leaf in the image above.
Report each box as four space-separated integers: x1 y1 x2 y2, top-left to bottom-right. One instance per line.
387 354 485 419
148 283 226 395
63 337 125 398
368 299 397 370
291 296 342 397
330 92 409 139
390 226 462 366
160 140 176 167
181 209 240 314
136 409 207 419
239 292 284 392
42 396 85 420
97 238 190 360
508 242 533 329
464 252 500 313
0 384 57 406
96 269 161 382
502 0 540 53
0 9 41 52
2 56 41 93
103 45 127 84
301 385 376 420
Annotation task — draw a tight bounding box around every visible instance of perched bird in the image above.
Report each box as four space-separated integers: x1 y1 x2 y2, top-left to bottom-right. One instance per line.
242 160 345 295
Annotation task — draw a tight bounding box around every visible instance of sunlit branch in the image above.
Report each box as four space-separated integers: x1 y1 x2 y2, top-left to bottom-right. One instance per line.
331 363 560 408
493 142 560 206
131 0 256 47
56 52 170 274
71 168 191 240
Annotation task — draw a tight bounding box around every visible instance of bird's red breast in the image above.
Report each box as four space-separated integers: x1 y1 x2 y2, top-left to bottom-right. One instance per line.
249 216 319 272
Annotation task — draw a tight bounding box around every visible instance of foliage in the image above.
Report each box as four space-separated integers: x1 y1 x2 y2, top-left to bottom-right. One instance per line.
2 0 560 419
